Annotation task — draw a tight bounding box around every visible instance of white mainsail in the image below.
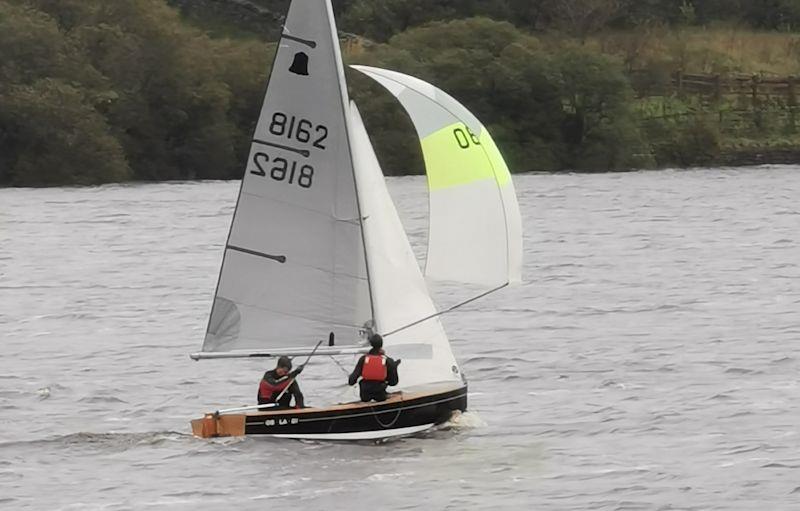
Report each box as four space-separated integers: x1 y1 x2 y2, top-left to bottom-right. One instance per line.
201 0 372 354
352 66 523 288
348 102 461 388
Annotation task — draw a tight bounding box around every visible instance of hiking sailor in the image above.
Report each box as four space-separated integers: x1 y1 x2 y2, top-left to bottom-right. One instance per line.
258 356 305 409
348 334 400 402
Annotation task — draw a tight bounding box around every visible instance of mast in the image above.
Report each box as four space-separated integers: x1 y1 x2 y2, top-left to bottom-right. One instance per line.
324 0 377 335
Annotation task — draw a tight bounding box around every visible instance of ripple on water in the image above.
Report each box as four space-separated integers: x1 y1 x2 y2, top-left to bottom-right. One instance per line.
2 171 800 509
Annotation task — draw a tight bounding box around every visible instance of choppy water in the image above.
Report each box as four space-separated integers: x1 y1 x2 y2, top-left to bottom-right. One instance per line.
2 167 799 510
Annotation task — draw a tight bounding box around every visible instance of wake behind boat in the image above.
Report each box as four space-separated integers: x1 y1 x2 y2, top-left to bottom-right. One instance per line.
189 0 522 441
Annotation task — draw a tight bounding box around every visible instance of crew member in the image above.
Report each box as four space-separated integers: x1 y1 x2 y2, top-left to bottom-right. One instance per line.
258 356 305 408
348 334 400 402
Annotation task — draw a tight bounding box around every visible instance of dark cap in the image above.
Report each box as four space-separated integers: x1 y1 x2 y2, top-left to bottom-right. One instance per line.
277 356 292 370
369 334 383 349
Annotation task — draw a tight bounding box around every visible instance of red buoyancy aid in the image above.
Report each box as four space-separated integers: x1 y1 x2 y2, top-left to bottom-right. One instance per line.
259 374 291 400
361 355 387 382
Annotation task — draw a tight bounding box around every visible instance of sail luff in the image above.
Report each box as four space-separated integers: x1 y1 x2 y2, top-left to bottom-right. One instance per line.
199 5 289 354
348 101 461 388
323 0 377 334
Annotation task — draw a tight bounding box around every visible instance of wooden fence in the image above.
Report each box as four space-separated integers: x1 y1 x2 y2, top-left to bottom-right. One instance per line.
630 70 798 105
631 70 800 133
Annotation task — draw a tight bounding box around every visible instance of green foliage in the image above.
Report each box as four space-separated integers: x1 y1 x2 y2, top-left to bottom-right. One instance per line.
338 0 556 42
1 0 269 186
552 49 653 170
342 0 460 42
0 80 131 186
4 0 800 187
647 116 721 166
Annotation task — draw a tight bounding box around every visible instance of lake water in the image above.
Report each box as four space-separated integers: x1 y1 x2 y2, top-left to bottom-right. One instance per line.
1 167 799 510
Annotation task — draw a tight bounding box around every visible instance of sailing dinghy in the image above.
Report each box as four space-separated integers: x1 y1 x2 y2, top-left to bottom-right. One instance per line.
190 0 522 441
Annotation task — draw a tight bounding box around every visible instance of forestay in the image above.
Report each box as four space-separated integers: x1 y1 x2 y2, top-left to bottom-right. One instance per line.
352 66 523 288
201 0 372 354
348 102 461 388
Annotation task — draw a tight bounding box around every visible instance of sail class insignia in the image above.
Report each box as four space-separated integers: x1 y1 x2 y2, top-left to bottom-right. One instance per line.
289 52 309 76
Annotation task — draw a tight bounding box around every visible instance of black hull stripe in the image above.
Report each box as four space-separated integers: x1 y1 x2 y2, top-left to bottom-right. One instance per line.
290 394 466 424
243 386 467 435
245 386 466 424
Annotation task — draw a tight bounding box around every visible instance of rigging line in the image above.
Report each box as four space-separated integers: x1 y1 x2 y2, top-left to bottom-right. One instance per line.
383 282 509 337
329 355 351 376
373 407 402 428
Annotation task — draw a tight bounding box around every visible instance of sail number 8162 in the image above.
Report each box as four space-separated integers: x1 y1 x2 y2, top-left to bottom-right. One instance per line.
250 152 313 188
269 112 328 149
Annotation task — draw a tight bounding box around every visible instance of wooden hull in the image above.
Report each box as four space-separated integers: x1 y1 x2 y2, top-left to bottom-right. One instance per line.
191 382 467 441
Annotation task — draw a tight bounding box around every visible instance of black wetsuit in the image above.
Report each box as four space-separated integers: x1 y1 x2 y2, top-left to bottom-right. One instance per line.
348 348 399 402
258 369 305 408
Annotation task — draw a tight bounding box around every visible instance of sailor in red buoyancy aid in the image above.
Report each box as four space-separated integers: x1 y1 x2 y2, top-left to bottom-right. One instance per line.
348 334 400 402
258 356 305 408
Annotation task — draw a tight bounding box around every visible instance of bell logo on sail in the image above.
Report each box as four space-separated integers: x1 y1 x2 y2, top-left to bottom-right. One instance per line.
289 52 309 76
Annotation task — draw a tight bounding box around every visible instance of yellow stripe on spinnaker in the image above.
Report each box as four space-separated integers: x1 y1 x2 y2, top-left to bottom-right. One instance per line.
479 130 512 187
421 123 512 191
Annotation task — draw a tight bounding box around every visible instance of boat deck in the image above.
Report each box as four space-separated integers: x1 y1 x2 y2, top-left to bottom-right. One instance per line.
247 380 463 417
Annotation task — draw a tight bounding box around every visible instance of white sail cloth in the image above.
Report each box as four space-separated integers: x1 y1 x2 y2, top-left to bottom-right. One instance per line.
348 102 461 388
202 0 372 353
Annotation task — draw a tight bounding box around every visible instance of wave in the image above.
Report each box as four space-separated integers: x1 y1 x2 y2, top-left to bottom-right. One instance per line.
440 410 487 431
78 395 128 404
0 431 191 451
723 367 762 375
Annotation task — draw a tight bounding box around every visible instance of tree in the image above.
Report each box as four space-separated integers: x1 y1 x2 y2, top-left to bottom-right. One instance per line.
341 0 469 42
1 0 274 185
553 49 651 170
0 1 102 87
0 80 131 186
542 0 622 42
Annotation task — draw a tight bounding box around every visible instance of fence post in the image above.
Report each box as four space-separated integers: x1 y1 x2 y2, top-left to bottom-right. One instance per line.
751 75 762 129
788 76 796 133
